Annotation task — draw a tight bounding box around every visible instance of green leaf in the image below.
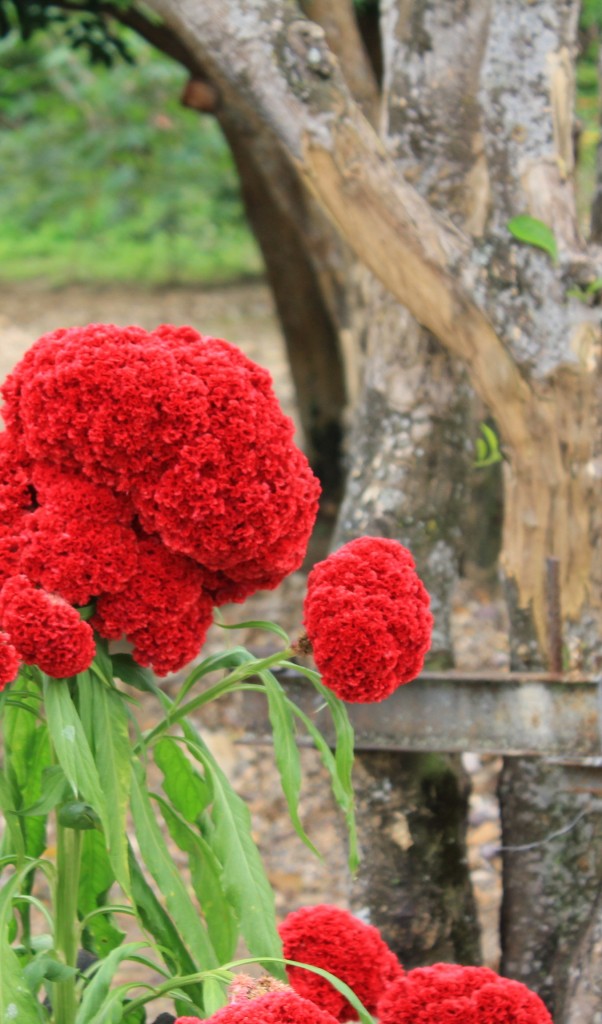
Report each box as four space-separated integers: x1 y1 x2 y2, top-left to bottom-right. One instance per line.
282 662 359 872
79 829 125 957
44 676 129 893
43 678 104 806
75 942 149 1024
23 953 77 996
216 619 290 644
181 726 285 977
474 422 502 468
127 843 205 1013
285 698 359 872
0 768 25 862
130 759 220 971
507 214 558 262
111 654 160 695
259 668 320 857
154 737 211 822
18 765 69 818
0 868 47 1023
173 647 250 707
83 672 132 895
153 793 238 964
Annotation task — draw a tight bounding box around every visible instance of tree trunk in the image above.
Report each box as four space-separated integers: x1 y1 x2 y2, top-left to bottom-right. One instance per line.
141 0 602 1010
330 0 489 962
217 112 352 504
351 751 479 967
499 757 602 1019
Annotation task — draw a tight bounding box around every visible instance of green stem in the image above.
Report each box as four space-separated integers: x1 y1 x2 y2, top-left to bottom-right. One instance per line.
53 820 82 1024
139 648 294 750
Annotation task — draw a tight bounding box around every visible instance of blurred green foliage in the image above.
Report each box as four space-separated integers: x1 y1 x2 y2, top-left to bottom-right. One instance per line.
0 32 261 285
0 1 601 287
577 0 602 228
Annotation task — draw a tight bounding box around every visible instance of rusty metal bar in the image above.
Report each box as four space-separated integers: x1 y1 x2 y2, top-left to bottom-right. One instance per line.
239 668 602 757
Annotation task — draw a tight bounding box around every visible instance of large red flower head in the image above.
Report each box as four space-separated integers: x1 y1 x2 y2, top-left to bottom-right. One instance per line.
279 903 403 1022
0 631 20 690
377 964 553 1024
0 575 95 678
303 537 432 702
0 323 320 674
181 989 340 1024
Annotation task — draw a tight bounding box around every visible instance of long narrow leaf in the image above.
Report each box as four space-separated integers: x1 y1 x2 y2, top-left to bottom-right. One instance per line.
154 737 211 822
130 759 219 971
43 679 122 884
281 661 358 871
285 698 358 871
127 843 206 1013
153 793 238 964
0 866 47 1022
86 674 132 896
180 724 285 977
79 830 125 957
258 668 319 857
216 619 290 644
74 942 149 1024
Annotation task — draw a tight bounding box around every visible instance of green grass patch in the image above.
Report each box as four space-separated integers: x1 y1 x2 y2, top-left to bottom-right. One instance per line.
0 32 262 286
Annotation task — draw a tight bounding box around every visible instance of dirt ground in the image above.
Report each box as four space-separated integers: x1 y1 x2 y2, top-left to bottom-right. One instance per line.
0 281 508 1016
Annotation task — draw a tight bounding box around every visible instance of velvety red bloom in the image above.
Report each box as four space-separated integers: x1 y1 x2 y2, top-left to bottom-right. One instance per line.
21 512 138 607
0 575 95 678
279 904 403 1022
0 630 21 689
1 323 320 672
92 534 214 673
196 989 340 1024
474 978 554 1023
303 537 432 702
377 964 552 1024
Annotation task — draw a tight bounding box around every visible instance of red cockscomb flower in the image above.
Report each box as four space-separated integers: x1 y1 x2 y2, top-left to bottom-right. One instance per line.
0 576 95 678
279 904 403 1022
377 964 553 1024
180 989 341 1024
0 630 20 689
303 537 432 702
0 323 320 674
92 535 214 674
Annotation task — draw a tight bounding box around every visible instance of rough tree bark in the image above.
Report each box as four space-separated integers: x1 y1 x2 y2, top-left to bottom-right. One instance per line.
138 0 602 1016
331 1 486 963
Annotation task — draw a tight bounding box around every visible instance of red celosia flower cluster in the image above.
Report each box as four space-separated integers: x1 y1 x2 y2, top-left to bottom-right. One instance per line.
303 537 433 702
0 576 95 679
279 903 403 1022
377 963 553 1024
0 323 320 677
176 989 340 1024
0 630 20 689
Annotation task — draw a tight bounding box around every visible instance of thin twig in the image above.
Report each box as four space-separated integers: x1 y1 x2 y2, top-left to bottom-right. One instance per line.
495 806 596 853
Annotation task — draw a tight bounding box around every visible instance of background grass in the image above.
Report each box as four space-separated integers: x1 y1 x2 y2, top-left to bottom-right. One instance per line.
0 32 262 286
0 3 600 288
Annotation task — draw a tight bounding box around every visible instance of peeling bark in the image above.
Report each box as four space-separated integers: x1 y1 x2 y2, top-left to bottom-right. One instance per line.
135 0 602 1009
332 0 483 960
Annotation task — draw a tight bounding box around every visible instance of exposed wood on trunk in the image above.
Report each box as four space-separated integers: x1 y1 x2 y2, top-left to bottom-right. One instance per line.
144 0 601 655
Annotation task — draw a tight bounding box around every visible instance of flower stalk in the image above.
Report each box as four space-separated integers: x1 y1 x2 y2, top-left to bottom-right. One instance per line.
53 818 82 1024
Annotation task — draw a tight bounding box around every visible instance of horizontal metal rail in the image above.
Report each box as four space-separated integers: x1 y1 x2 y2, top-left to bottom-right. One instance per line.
240 669 602 757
